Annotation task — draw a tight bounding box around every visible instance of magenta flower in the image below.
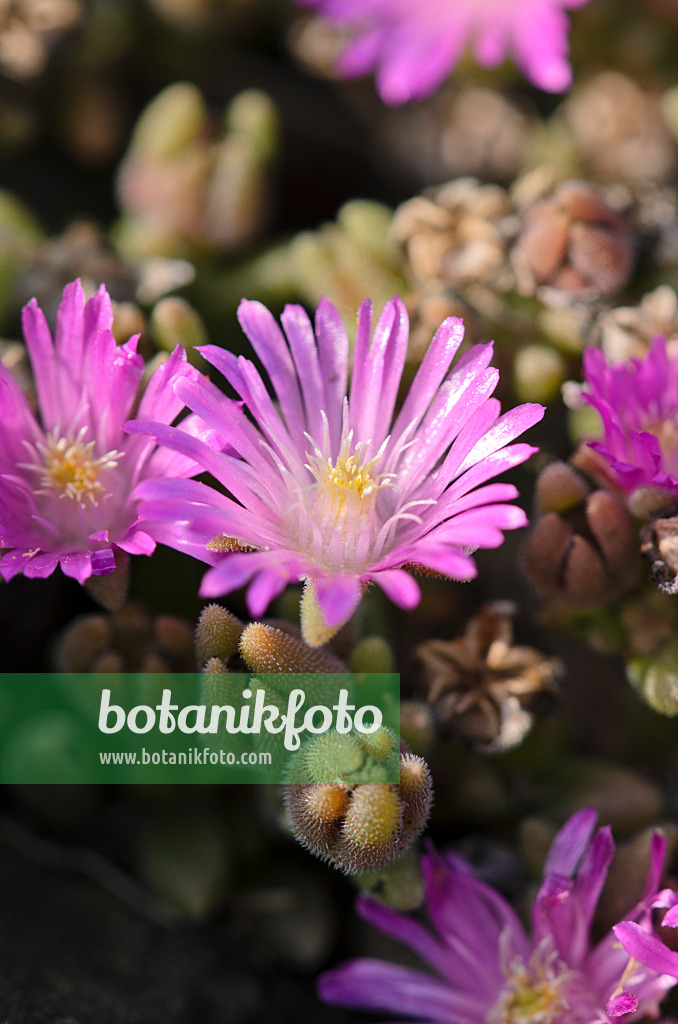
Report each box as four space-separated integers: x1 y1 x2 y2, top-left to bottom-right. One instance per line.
295 0 591 104
319 808 678 1024
130 296 543 641
0 279 209 584
582 339 678 498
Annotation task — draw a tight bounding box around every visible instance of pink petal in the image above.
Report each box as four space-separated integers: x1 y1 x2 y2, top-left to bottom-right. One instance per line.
371 569 421 608
314 574 362 628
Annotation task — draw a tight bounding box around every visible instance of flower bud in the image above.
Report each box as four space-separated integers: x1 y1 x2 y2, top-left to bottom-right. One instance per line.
513 345 567 404
355 847 424 911
84 552 130 611
628 635 678 716
285 744 433 874
349 636 396 674
151 296 207 355
300 578 362 648
195 604 243 667
239 622 346 674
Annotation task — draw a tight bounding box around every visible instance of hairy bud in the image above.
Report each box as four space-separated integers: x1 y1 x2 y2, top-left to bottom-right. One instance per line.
239 622 346 674
628 635 678 716
195 603 243 667
285 743 433 875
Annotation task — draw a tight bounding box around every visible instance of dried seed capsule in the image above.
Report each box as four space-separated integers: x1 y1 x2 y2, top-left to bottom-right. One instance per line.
413 602 558 753
515 181 634 298
525 461 641 606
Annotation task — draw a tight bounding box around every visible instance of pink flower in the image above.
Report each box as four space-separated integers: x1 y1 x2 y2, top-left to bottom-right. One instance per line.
130 296 543 640
295 0 591 104
582 339 678 498
319 808 678 1024
0 280 209 584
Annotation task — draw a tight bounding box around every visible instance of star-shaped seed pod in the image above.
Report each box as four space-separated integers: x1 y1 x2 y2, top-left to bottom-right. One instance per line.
412 601 560 754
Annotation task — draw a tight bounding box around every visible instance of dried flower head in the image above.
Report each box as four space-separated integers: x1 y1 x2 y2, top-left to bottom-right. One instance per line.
131 297 543 645
640 506 678 596
0 279 209 585
319 809 678 1023
413 601 559 753
294 0 592 104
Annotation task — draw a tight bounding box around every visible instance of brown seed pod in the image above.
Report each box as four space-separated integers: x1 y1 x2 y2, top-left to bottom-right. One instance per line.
514 181 634 298
524 460 641 606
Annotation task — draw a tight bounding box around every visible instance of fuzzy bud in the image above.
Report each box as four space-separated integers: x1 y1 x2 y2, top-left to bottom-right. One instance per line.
628 635 678 716
349 636 396 674
151 296 207 355
300 578 361 648
355 848 424 911
195 604 243 667
84 552 130 611
200 657 232 707
399 701 435 755
239 622 345 674
285 744 433 875
53 613 111 672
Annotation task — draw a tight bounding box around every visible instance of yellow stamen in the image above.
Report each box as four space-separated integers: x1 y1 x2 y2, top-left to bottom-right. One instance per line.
22 428 122 506
306 433 393 532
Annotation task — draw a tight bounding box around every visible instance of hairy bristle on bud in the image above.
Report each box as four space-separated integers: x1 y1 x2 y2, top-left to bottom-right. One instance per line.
195 603 243 667
239 622 345 673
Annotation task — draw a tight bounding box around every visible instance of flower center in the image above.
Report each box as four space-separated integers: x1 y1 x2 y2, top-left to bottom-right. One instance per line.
305 432 393 536
487 945 575 1024
22 428 123 506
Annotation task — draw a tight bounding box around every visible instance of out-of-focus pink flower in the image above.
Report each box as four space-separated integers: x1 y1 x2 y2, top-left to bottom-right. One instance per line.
319 808 678 1023
0 279 208 584
582 339 678 498
295 0 591 104
131 296 542 638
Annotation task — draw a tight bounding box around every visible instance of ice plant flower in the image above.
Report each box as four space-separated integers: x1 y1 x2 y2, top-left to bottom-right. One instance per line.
0 279 210 584
294 0 591 105
130 296 543 643
582 339 678 499
319 808 678 1023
